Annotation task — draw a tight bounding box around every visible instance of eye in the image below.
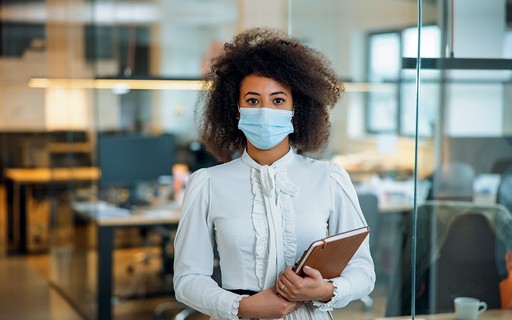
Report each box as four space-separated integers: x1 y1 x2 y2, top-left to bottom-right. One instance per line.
273 98 285 104
246 98 259 105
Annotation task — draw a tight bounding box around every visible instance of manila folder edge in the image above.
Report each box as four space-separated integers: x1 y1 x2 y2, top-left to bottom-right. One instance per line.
293 226 370 279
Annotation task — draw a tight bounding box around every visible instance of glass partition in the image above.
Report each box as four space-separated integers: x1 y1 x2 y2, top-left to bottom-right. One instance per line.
410 0 512 317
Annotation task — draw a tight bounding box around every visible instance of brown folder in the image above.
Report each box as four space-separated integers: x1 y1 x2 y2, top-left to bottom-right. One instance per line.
292 226 370 279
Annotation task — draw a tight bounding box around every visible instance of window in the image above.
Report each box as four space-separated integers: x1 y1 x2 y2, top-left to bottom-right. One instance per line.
366 31 400 133
366 25 441 137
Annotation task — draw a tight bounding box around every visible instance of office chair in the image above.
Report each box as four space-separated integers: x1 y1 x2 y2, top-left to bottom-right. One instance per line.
433 212 501 312
154 301 196 320
153 236 222 320
152 225 200 320
386 201 510 316
430 162 475 201
358 193 380 253
357 192 380 311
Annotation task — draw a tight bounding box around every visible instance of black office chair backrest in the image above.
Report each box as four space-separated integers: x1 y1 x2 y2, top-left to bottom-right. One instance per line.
386 201 508 317
434 213 501 312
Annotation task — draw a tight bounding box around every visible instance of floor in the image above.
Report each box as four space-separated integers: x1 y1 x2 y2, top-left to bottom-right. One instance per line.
0 250 389 320
0 255 81 320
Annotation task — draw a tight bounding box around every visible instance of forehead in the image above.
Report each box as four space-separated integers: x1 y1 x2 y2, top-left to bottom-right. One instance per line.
239 74 291 94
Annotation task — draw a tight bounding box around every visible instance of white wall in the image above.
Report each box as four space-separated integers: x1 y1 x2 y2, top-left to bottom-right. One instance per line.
445 0 507 137
0 55 46 131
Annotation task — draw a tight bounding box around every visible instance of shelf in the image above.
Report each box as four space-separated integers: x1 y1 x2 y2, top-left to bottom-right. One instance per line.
48 142 92 153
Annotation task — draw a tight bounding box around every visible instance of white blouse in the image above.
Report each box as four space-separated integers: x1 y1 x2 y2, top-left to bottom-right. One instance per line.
173 149 375 319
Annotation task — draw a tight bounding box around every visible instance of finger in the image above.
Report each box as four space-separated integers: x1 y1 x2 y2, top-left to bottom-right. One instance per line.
281 266 297 278
302 265 323 280
279 277 300 301
280 267 303 287
274 280 282 292
277 277 292 297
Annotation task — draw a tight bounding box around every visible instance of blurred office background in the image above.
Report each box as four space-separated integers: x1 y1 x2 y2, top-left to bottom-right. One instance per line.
1 0 512 319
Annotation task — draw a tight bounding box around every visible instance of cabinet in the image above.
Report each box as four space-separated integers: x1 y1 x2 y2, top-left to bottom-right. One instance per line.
1 131 96 254
4 167 100 254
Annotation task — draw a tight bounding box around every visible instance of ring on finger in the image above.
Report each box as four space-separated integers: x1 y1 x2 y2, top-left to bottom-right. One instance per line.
280 283 286 290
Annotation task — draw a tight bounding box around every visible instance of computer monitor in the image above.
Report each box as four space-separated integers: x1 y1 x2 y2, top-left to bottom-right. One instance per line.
97 133 177 205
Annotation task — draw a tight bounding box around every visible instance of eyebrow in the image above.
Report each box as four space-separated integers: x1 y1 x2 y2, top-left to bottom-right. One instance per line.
243 91 288 97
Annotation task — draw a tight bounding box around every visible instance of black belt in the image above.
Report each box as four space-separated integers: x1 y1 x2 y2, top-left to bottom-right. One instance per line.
227 289 259 296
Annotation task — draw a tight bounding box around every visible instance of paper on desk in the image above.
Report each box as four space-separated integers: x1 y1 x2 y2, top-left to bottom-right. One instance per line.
96 208 131 217
73 201 131 217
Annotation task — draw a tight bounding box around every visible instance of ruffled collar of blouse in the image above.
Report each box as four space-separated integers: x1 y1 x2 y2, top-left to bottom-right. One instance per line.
240 147 298 288
240 147 295 170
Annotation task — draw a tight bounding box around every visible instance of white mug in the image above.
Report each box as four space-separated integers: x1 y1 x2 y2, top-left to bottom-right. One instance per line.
454 297 488 320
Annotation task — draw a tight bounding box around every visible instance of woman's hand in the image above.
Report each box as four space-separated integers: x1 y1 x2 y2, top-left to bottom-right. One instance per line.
238 288 302 319
275 266 335 302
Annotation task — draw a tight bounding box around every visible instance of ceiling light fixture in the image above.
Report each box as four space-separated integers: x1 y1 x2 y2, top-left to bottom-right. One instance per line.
28 77 208 91
27 77 394 93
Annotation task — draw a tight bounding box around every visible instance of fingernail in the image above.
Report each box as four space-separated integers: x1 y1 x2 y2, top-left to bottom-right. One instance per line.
304 266 311 269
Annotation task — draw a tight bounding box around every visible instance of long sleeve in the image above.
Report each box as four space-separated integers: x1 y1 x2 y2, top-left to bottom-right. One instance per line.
173 169 244 320
313 163 376 310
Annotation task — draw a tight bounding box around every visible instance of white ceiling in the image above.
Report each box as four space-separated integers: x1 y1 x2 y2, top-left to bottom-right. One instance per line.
0 0 238 25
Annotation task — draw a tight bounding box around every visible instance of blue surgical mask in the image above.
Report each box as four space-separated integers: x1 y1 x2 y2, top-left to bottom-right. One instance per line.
238 107 294 150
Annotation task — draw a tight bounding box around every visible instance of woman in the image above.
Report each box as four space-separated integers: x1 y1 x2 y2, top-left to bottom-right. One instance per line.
173 27 375 319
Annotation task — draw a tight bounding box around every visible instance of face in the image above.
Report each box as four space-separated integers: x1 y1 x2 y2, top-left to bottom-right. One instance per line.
238 74 293 111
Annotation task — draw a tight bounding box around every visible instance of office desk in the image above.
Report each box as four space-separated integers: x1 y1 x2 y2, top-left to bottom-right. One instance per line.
374 309 511 320
60 202 181 320
4 167 100 183
4 167 100 253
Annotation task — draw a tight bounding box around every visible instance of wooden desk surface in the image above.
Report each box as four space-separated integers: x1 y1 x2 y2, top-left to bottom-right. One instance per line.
4 167 100 183
374 309 512 320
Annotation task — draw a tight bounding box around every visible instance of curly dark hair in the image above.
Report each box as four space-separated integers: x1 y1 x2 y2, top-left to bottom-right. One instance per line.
197 27 344 162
